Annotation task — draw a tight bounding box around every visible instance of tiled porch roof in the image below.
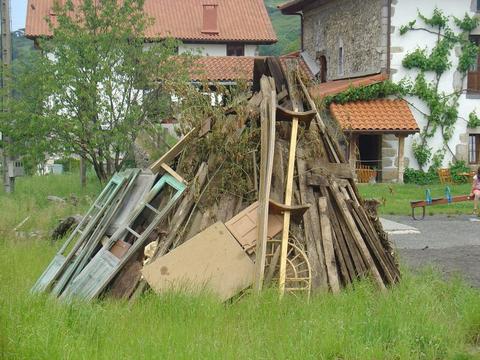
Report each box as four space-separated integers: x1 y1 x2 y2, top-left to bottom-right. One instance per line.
330 99 420 134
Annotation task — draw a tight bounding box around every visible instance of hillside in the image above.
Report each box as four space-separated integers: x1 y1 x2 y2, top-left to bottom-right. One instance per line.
260 0 301 56
12 29 35 60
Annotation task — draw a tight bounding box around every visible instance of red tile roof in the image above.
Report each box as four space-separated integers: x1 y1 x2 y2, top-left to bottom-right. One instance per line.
309 73 388 99
330 99 420 133
189 56 254 82
186 54 313 82
26 0 277 43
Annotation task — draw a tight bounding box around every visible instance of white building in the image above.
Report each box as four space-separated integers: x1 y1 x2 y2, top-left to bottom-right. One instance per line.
280 0 480 181
26 0 277 83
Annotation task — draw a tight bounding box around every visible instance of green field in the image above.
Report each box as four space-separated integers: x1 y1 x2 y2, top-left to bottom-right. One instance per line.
1 174 479 359
359 183 474 216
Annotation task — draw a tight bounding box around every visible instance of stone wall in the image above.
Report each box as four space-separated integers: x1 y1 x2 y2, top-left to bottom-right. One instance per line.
303 0 388 80
381 134 409 183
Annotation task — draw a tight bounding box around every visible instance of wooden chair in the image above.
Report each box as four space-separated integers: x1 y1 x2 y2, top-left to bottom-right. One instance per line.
437 168 453 184
356 165 377 183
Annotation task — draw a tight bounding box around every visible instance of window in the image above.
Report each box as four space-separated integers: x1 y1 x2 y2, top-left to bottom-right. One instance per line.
338 46 344 76
477 0 480 12
469 134 480 164
467 35 480 93
227 44 245 56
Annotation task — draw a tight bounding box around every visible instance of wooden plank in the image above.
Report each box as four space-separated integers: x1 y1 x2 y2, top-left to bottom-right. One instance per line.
266 57 287 93
347 201 395 284
297 158 324 289
253 78 276 292
149 128 196 174
276 105 316 125
318 197 340 293
330 182 386 290
278 115 298 297
268 199 310 218
311 163 354 179
296 74 344 163
160 163 186 185
330 191 367 281
142 222 255 302
226 201 283 254
352 203 400 281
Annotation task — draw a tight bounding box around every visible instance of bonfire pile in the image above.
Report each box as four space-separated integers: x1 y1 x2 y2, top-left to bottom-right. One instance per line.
32 57 399 302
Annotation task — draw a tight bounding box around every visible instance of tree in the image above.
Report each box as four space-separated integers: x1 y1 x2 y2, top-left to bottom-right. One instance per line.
1 0 190 182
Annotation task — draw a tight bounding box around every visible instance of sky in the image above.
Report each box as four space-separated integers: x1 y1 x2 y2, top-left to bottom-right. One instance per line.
11 0 28 31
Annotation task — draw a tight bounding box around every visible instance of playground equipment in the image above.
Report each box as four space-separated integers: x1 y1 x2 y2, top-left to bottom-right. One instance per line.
410 186 473 220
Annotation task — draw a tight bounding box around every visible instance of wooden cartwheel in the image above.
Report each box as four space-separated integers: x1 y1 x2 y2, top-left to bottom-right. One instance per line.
264 239 311 297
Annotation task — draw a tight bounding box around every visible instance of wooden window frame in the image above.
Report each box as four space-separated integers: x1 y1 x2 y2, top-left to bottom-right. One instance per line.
226 43 245 56
469 134 480 164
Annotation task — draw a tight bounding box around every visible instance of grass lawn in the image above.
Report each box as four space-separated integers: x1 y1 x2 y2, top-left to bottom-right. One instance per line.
0 174 479 359
358 183 474 216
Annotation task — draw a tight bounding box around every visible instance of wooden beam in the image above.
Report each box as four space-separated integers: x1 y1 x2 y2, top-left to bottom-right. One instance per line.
276 105 316 125
318 197 340 293
254 78 276 293
150 128 196 174
278 111 298 297
160 163 186 185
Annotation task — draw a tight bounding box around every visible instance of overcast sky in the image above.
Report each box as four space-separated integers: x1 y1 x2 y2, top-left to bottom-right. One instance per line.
12 0 28 31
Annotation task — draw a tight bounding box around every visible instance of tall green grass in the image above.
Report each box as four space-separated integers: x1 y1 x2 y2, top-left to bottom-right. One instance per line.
0 174 479 359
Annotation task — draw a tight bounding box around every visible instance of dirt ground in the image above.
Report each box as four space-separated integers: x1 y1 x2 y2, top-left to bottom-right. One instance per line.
386 215 480 287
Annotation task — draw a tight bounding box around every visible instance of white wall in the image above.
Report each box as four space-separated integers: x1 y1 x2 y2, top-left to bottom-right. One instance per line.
391 0 480 169
179 43 227 56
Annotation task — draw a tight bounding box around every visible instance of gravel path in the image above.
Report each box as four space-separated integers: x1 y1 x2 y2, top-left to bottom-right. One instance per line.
384 215 480 287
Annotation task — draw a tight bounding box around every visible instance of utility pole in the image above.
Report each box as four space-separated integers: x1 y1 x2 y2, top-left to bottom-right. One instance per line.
1 0 14 193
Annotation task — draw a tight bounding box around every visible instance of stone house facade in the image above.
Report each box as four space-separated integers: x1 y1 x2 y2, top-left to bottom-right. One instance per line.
280 0 480 182
301 0 389 81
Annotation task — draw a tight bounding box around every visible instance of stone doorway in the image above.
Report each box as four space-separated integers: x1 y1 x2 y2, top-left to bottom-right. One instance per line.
358 134 382 182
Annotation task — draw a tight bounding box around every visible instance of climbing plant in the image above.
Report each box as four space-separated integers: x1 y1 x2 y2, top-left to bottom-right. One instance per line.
399 9 479 170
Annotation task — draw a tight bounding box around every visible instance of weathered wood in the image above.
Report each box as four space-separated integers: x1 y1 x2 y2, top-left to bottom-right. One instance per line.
254 78 276 292
225 201 283 254
330 182 386 290
276 105 316 125
278 113 299 297
142 222 255 302
311 163 354 179
296 157 327 290
160 163 186 185
268 199 310 218
150 128 196 174
318 197 340 293
271 139 286 203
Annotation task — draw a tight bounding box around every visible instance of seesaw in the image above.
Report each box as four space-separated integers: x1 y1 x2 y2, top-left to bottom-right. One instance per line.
410 187 473 220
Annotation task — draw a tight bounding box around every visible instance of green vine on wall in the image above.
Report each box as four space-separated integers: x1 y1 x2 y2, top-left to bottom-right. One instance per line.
399 9 479 170
323 9 479 172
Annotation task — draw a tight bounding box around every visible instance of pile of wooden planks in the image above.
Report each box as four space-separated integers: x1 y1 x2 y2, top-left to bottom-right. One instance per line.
32 57 399 302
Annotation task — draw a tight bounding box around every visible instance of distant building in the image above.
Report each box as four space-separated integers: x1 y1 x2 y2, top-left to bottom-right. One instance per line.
280 0 480 182
26 0 277 83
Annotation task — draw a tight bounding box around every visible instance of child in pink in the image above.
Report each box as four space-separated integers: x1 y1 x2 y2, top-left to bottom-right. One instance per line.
471 167 480 215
